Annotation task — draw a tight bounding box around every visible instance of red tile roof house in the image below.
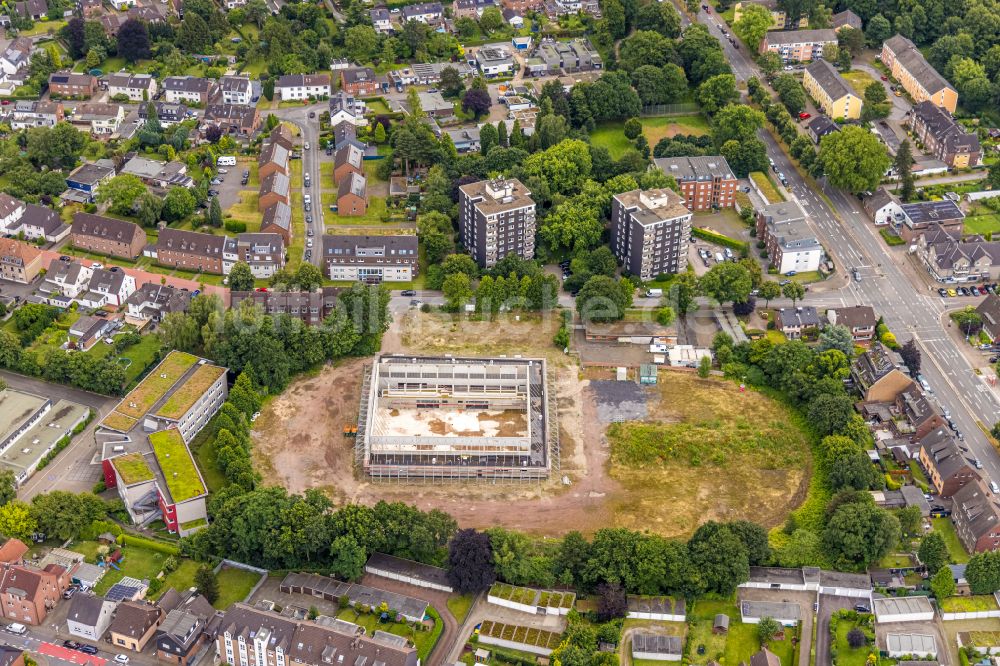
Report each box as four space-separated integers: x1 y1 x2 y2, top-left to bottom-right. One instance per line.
0 563 71 625
826 305 877 342
0 540 28 565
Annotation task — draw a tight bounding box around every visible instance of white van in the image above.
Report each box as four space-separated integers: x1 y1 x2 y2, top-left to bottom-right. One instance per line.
645 288 663 298
715 252 724 263
217 155 236 166
7 623 26 635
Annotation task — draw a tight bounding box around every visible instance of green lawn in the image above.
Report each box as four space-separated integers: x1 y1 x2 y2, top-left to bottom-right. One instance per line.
159 559 200 598
365 99 391 115
118 334 163 386
833 618 879 666
877 553 915 569
213 566 262 609
589 123 634 159
932 517 971 564
92 543 173 595
964 213 1000 237
841 70 877 96
325 195 390 226
686 596 788 666
337 607 440 661
447 594 474 624
190 428 228 494
641 114 710 145
940 595 999 612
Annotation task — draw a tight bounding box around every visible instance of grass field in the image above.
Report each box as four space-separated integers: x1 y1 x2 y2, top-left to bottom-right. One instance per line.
606 372 812 536
933 517 971 564
213 566 262 609
74 541 176 596
687 596 794 666
833 617 878 666
590 115 710 158
190 428 228 494
325 195 389 226
841 70 878 96
940 595 999 612
965 213 1000 237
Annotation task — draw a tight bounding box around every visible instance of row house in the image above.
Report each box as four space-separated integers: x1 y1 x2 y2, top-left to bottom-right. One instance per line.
42 259 92 303
952 479 1000 553
0 239 42 284
0 563 71 625
909 101 981 169
48 71 98 98
898 386 945 442
78 268 136 309
220 76 253 105
524 38 602 75
260 202 292 246
653 156 737 211
154 228 227 274
162 76 216 105
881 34 957 113
337 172 368 217
230 287 340 326
919 426 978 497
916 224 1000 282
258 140 290 179
851 342 914 403
71 103 125 136
11 100 63 129
224 233 285 279
0 194 25 235
106 72 157 102
202 104 260 137
323 234 417 282
760 29 837 62
274 74 330 100
401 1 442 22
71 213 147 261
454 0 496 17
333 144 364 185
258 172 290 211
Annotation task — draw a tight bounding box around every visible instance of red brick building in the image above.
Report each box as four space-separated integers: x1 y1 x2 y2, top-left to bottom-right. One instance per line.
653 156 738 211
155 228 226 275
71 213 147 260
0 563 71 625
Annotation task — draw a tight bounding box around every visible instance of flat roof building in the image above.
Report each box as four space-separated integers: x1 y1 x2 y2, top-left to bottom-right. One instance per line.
458 178 536 268
610 188 692 281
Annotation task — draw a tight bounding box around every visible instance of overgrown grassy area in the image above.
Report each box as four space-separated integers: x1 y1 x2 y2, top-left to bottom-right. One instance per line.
447 594 474 624
750 171 784 203
214 566 262 609
841 70 878 96
590 115 710 159
687 596 794 666
589 123 634 159
932 517 970 564
190 427 228 494
964 212 1000 237
940 595 998 612
606 372 812 537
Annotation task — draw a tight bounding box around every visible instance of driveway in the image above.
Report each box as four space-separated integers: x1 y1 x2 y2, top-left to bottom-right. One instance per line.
852 63 912 121
738 588 814 666
815 595 857 666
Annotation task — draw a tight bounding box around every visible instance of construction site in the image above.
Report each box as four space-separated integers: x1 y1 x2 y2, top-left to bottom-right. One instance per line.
356 355 557 482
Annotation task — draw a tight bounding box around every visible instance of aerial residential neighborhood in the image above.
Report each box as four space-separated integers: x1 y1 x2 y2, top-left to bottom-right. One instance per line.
1 0 1000 666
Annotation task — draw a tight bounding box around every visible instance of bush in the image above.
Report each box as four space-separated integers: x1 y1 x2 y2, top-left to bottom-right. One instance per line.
224 220 247 233
847 627 866 648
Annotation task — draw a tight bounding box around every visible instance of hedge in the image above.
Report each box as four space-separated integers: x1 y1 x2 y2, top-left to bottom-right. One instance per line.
118 534 181 555
692 227 749 255
224 220 247 233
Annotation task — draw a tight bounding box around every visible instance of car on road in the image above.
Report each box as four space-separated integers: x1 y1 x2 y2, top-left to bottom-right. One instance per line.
992 481 1000 494
976 459 984 469
704 5 710 11
306 214 313 224
880 75 888 81
958 286 969 296
114 655 129 664
218 168 228 174
208 189 219 197
852 268 862 282
307 229 314 237
304 142 310 150
63 641 81 650
63 586 78 599
210 178 222 185
948 288 958 296
798 112 811 120
307 239 313 248
401 289 417 296
938 288 948 297
309 111 315 118
6 624 26 635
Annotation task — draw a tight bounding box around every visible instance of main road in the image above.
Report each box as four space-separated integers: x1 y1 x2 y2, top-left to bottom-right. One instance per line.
679 2 1000 484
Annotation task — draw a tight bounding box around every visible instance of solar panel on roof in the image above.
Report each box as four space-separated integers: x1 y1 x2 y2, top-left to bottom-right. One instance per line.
106 585 140 601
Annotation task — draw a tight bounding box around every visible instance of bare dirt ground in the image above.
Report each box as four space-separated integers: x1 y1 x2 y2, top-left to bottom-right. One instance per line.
252 310 809 537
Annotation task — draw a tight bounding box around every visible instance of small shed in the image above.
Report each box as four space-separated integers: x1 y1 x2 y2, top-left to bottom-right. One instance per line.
640 364 657 385
713 614 730 634
98 532 118 544
475 649 491 664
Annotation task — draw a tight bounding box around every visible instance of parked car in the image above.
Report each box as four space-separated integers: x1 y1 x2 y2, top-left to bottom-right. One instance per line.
401 290 417 296
854 604 870 613
8 624 28 636
798 112 811 120
114 655 129 664
938 288 948 297
63 641 81 650
948 288 958 296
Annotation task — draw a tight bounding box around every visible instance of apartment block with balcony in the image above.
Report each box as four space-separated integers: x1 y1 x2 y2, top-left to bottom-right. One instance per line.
610 188 693 281
652 156 737 211
458 178 536 268
803 59 862 120
760 29 837 62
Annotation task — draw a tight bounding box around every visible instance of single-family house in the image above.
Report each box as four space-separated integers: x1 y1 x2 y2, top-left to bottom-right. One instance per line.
337 173 368 217
0 239 42 284
106 72 157 102
827 305 877 341
341 68 380 97
48 71 98 98
162 76 216 105
109 602 163 652
275 74 331 100
777 306 820 339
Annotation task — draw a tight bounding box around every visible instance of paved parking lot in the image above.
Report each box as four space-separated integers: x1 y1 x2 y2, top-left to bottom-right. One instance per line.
215 163 250 212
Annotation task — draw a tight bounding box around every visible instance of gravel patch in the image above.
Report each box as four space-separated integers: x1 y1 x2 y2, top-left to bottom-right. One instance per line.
589 380 649 423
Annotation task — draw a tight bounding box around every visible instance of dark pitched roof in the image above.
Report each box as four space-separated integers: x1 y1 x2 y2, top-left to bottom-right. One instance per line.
805 59 854 102
109 602 162 638
72 213 144 245
341 67 377 85
338 172 367 200
829 305 876 330
883 34 954 96
157 228 226 257
978 294 1000 334
920 427 973 482
778 306 819 328
261 202 291 233
831 9 861 29
953 479 1000 544
162 76 212 94
0 645 22 666
67 593 112 627
912 101 981 155
275 74 331 89
334 144 364 172
750 648 782 666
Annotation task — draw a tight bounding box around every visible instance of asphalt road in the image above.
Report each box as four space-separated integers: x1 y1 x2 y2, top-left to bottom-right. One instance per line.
687 5 1000 487
270 105 326 268
815 595 858 666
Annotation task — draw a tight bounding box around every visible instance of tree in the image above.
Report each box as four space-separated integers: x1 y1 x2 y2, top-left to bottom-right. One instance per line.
918 532 949 573
930 566 956 600
178 11 213 53
696 74 739 115
758 281 781 307
823 500 900 570
98 174 147 215
0 501 36 543
619 30 676 72
781 280 806 305
229 261 255 291
30 491 105 541
818 325 854 356
895 140 915 202
713 104 766 145
479 6 504 32
900 338 921 375
440 66 464 98
624 118 643 140
194 565 219 603
687 521 750 595
734 3 773 50
443 273 473 311
757 616 781 645
773 74 807 115
808 393 855 436
329 535 367 580
462 88 491 119
952 307 983 335
838 26 865 57
576 276 631 323
117 18 151 62
728 519 771 565
636 1 681 37
865 14 892 46
818 126 891 194
827 439 879 491
757 52 783 78
721 136 768 178
209 197 223 228
447 529 495 593
846 628 867 649
0 470 16 506
966 551 1000 594
293 264 323 291
26 123 87 170
344 25 378 63
596 583 627 621
162 187 196 222
479 123 498 156
700 262 752 306
64 17 87 59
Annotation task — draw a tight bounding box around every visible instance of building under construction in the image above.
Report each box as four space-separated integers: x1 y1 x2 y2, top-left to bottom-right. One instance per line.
356 355 557 481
